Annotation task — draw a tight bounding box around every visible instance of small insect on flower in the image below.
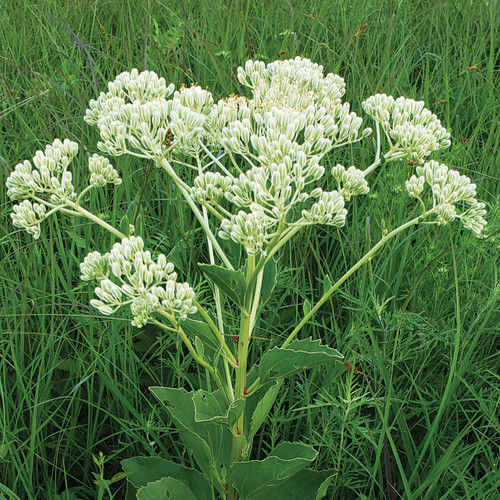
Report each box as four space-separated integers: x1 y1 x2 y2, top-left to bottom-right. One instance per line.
407 157 426 166
164 129 173 148
354 23 368 38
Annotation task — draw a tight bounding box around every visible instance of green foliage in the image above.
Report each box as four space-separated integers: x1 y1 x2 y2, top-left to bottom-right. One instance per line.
0 0 498 499
247 339 343 386
122 456 211 500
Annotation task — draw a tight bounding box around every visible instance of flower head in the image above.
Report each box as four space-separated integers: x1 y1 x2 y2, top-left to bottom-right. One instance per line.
362 94 451 160
81 236 197 326
406 160 487 235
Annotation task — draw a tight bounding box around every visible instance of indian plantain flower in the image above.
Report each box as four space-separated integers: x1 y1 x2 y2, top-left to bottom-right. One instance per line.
81 236 197 326
406 160 487 235
362 94 451 160
6 139 121 238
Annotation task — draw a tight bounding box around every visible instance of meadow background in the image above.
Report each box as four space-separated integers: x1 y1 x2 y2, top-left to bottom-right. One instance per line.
0 0 499 498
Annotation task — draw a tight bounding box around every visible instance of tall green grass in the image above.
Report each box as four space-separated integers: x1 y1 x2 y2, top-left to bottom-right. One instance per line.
1 0 499 498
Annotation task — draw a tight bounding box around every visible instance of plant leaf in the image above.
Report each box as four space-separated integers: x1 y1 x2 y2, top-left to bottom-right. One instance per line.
150 387 231 497
122 456 211 500
182 317 220 351
193 389 245 429
259 257 277 305
247 338 343 386
246 469 335 500
119 214 131 237
136 477 198 500
199 263 247 308
231 442 317 499
248 380 282 441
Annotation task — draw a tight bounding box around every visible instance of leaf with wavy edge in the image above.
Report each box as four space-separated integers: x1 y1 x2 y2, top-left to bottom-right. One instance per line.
247 338 343 387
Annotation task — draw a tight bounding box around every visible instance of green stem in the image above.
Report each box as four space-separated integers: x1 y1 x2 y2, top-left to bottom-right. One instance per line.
157 157 234 270
195 152 235 401
227 256 256 500
152 316 227 398
65 200 126 239
75 185 94 206
281 216 423 349
363 123 382 177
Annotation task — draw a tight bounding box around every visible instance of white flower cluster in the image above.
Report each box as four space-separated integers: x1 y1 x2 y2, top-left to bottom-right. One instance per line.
191 172 233 204
6 139 121 239
406 160 487 234
11 201 47 239
362 94 451 160
331 164 370 201
237 57 346 111
84 69 174 156
88 154 122 188
80 236 197 327
84 69 228 157
216 154 352 255
7 138 78 203
221 57 371 165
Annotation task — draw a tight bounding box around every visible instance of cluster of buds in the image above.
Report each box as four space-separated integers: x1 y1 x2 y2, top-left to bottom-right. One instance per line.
406 160 487 234
213 158 368 256
85 69 234 157
362 94 451 160
6 139 120 239
80 236 197 327
195 58 377 256
222 57 372 166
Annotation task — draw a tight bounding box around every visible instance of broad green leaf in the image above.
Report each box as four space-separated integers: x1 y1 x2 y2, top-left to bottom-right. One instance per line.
182 317 220 351
122 456 211 500
247 338 343 386
259 257 277 305
137 477 197 500
193 389 245 429
248 380 282 441
150 387 231 497
246 469 335 500
231 442 317 499
199 263 247 307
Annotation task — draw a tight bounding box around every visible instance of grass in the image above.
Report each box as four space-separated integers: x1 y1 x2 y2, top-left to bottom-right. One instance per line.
1 0 499 498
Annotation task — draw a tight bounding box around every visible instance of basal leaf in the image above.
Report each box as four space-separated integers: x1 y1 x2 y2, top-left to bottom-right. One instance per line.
122 456 211 500
136 477 197 500
150 387 232 497
247 338 343 386
231 442 317 499
246 469 335 500
199 263 247 308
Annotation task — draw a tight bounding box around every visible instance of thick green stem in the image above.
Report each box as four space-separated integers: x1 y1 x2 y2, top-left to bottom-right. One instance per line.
227 257 256 500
